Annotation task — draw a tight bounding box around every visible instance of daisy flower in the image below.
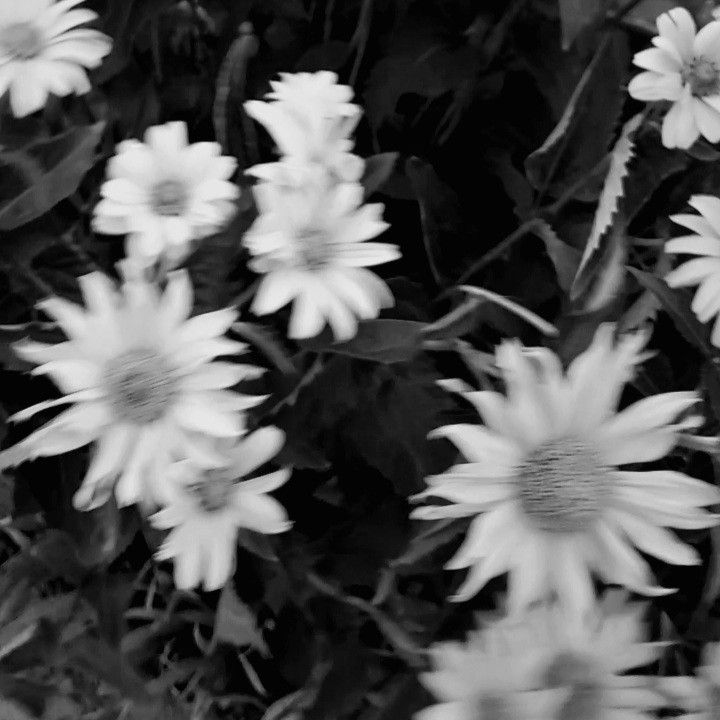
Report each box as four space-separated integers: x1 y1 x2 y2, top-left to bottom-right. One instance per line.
412 324 720 617
0 269 264 510
420 596 664 720
245 71 364 182
628 7 720 149
152 426 291 591
244 166 400 341
0 0 111 117
92 121 239 270
417 611 567 720
665 194 720 346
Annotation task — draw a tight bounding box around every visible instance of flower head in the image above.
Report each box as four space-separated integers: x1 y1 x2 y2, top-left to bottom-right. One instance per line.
0 0 111 117
92 121 239 270
0 270 264 509
412 325 719 617
245 71 364 182
245 166 400 341
665 194 720 345
152 426 291 591
628 7 720 149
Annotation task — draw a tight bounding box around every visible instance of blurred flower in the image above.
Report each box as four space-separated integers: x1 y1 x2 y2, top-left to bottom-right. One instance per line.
152 426 291 591
245 70 364 182
0 269 264 509
0 0 111 117
244 166 400 341
660 642 720 718
412 325 719 616
628 7 720 149
665 195 720 345
92 121 239 270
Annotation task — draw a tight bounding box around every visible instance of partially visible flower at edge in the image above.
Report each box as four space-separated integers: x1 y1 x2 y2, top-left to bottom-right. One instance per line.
92 121 239 272
0 0 112 117
0 269 264 510
628 6 720 149
152 426 291 591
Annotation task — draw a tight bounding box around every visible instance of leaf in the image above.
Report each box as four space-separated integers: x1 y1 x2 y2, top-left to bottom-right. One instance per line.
0 123 105 231
302 319 426 364
361 153 399 198
525 32 628 197
559 0 603 49
212 584 268 655
532 220 581 293
627 267 713 357
573 113 642 292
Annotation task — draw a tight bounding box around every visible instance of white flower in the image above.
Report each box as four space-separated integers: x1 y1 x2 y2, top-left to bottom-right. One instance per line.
419 595 664 720
412 324 719 617
665 194 720 346
92 121 239 270
244 71 364 182
152 427 291 591
244 167 400 341
661 642 720 718
417 612 567 720
628 7 720 149
0 269 265 509
0 0 111 117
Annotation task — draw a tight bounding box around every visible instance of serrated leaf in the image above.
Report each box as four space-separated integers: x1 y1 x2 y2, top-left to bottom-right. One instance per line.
573 113 642 293
0 123 105 231
525 32 628 196
628 267 713 357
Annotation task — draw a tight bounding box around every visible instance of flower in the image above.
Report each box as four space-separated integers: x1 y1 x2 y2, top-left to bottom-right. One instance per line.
244 166 400 341
660 643 720 718
412 324 719 617
244 71 364 182
418 595 664 720
92 121 239 270
152 426 291 591
0 269 264 509
665 195 720 345
628 7 720 149
417 611 567 720
0 0 111 117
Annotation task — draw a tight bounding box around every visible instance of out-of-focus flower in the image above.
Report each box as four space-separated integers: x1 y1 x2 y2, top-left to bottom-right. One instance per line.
628 7 720 149
152 426 291 591
0 269 264 509
0 0 111 117
665 195 720 345
245 71 364 182
244 166 400 341
412 325 719 617
660 642 720 718
92 121 239 270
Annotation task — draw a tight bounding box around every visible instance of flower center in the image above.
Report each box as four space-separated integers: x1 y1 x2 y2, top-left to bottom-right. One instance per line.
104 348 177 424
295 228 329 269
683 57 720 97
475 694 512 720
187 471 234 513
516 437 609 533
0 22 43 60
545 652 604 720
150 179 188 217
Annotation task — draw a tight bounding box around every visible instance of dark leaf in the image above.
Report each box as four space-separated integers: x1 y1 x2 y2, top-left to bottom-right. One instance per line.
361 153 400 198
212 584 268 654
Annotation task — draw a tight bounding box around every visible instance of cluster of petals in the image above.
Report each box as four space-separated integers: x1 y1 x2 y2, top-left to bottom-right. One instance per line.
412 324 719 617
244 72 401 342
418 596 664 720
0 0 111 117
665 194 720 345
628 7 720 149
93 121 240 271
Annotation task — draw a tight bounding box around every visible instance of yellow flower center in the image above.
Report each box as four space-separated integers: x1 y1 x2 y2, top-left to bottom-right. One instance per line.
517 437 609 533
188 470 234 513
151 179 188 217
683 57 720 97
0 22 43 60
545 652 604 720
104 349 177 424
